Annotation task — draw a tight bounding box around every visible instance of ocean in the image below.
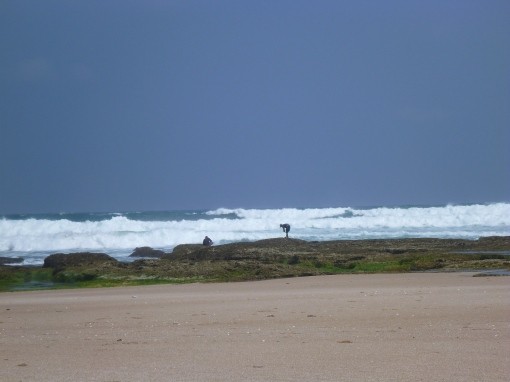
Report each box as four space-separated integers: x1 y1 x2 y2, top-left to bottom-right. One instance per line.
1 203 509 266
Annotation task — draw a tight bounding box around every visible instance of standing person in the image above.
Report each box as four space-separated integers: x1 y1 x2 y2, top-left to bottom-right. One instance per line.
203 236 213 246
280 223 290 238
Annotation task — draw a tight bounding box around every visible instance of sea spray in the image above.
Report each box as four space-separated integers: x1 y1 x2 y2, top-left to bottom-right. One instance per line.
1 203 509 265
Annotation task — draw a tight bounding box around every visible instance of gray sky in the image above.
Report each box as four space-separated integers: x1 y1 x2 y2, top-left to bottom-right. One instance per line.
1 0 509 214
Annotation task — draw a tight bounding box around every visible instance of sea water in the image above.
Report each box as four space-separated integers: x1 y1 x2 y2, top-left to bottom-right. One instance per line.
1 203 509 265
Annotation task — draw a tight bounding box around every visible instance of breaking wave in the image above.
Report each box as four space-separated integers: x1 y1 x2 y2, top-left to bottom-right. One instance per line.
1 203 508 265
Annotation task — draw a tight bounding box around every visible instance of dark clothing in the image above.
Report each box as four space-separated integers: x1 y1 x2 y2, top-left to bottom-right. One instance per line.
280 224 290 238
203 236 213 246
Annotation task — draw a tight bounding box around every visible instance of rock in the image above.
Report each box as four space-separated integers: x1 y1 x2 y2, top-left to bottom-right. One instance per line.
167 238 310 262
0 257 24 265
171 244 206 256
43 252 118 271
129 247 165 258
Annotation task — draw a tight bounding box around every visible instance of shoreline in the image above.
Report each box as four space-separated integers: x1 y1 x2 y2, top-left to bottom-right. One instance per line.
1 272 508 381
3 235 510 265
1 236 509 292
2 235 510 267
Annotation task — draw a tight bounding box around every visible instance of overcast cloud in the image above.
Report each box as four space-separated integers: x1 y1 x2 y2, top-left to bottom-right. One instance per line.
0 0 509 213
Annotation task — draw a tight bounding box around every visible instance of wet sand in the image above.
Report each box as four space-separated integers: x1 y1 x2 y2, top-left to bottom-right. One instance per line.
1 272 509 381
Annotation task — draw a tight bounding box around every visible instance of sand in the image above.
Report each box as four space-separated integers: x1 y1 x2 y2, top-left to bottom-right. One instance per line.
1 272 509 382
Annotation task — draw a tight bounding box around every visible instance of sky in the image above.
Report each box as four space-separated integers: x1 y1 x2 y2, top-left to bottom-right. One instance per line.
1 0 509 214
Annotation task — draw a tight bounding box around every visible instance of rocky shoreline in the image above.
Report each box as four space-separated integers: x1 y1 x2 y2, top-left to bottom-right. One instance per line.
1 236 509 291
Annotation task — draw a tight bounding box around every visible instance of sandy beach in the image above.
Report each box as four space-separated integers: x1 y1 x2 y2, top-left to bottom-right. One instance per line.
1 272 509 382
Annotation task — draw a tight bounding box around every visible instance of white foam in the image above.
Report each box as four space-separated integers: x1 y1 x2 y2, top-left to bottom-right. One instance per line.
1 203 509 265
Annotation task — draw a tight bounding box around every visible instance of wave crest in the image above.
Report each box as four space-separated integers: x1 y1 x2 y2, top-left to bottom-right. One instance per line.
1 203 508 260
